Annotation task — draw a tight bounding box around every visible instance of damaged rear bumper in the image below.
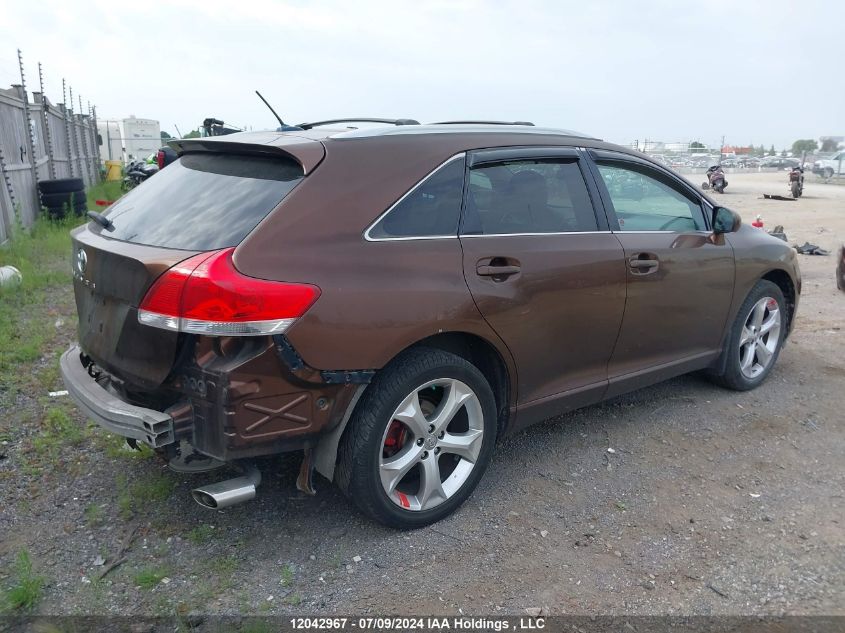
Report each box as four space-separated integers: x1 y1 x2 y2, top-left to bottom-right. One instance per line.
60 346 176 447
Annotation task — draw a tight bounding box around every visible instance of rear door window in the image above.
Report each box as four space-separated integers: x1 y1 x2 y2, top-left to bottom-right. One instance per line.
462 159 599 235
366 157 465 239
104 153 303 250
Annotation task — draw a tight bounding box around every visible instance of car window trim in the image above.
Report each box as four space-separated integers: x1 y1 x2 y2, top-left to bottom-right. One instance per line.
459 146 608 236
584 149 712 232
363 153 466 242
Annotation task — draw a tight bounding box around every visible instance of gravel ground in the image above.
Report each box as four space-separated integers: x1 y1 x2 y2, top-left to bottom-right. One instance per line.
0 171 842 618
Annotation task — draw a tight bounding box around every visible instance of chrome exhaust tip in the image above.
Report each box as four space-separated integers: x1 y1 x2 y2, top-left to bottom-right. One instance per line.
191 464 261 510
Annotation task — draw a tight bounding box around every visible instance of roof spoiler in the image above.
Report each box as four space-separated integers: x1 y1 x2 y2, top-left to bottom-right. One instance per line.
167 136 325 175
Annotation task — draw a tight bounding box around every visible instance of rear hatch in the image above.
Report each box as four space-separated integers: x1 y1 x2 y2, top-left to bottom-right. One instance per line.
72 141 318 389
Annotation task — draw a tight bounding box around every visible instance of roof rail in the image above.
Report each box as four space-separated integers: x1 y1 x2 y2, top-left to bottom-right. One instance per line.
430 120 535 126
296 118 420 130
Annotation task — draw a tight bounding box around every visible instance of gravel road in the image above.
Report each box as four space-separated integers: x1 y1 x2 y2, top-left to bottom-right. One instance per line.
0 171 842 618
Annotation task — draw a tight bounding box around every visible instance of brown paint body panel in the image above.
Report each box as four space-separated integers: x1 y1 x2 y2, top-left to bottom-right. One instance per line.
606 231 735 388
460 233 627 404
70 226 197 388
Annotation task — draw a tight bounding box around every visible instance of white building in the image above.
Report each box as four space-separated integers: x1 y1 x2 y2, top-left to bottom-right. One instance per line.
96 116 161 164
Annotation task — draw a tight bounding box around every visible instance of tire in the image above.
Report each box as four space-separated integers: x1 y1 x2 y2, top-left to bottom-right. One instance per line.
37 178 85 195
40 190 86 208
336 347 497 529
823 168 834 179
791 181 801 198
709 280 787 391
46 198 86 219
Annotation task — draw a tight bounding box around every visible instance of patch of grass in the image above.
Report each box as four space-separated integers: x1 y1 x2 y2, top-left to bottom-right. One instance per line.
84 502 104 526
31 407 85 459
133 566 169 590
186 524 216 545
116 474 133 520
115 471 176 518
201 554 239 593
98 434 154 461
86 180 124 209
0 215 79 379
133 472 176 504
1 550 45 612
283 593 302 606
280 563 295 587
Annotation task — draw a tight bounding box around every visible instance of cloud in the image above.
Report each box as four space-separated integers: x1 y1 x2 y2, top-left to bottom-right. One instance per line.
1 0 842 147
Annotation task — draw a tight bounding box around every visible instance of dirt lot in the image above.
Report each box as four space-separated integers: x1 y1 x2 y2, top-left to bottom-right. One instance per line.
0 172 843 618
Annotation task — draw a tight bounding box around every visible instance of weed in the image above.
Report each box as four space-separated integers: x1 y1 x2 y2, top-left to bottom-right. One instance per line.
207 554 238 578
84 502 103 526
133 566 169 590
99 434 154 460
116 471 176 518
31 408 84 459
116 474 133 520
186 524 216 545
1 550 45 612
133 472 176 504
280 563 295 587
283 593 302 606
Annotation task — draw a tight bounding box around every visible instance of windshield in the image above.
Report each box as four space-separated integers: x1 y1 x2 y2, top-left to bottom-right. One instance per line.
103 153 303 250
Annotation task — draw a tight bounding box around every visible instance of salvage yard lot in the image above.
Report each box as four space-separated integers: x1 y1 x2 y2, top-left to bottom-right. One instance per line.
0 172 842 616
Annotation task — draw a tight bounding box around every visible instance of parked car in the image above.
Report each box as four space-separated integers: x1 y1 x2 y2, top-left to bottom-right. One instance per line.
760 157 800 170
812 151 845 178
60 121 801 528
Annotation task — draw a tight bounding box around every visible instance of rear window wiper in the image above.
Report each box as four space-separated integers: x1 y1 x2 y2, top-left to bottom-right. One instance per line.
87 210 114 231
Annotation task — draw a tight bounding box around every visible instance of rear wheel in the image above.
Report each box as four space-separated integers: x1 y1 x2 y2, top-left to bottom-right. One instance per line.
823 168 834 179
336 348 497 528
791 181 801 198
709 280 786 391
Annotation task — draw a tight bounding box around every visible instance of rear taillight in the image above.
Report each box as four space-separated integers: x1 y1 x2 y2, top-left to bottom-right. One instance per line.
156 150 165 170
138 248 320 336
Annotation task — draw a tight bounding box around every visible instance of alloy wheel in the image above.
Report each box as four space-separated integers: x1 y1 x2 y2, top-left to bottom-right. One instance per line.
738 296 782 379
378 378 484 511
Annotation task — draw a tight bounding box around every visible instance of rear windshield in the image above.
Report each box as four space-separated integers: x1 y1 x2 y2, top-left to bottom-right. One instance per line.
103 153 303 250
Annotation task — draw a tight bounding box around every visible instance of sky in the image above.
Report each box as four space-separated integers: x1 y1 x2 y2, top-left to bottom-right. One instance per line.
1 0 842 150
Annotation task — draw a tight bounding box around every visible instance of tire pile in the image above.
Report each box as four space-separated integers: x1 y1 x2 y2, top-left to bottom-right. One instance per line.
38 178 87 218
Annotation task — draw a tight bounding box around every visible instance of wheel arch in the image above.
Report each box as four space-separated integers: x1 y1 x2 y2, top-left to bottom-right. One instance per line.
313 330 514 483
761 268 797 336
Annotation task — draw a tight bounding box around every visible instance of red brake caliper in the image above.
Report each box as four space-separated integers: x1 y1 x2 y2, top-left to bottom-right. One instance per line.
383 420 407 457
383 420 411 508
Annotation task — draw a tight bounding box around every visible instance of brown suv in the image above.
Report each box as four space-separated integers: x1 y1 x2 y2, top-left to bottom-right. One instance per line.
60 121 801 528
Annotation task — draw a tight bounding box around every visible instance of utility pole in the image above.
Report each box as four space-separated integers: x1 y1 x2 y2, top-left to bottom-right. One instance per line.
718 135 725 166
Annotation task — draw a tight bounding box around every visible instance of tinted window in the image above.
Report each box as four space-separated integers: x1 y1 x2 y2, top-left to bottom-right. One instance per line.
596 163 705 232
104 153 303 250
462 159 597 235
368 158 465 239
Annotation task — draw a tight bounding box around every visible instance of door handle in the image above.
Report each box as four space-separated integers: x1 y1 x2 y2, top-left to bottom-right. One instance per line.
477 264 521 276
629 259 658 269
628 254 659 274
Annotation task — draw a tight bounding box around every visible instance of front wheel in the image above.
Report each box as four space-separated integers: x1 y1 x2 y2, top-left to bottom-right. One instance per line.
336 348 497 528
823 168 834 179
709 280 787 391
791 181 801 198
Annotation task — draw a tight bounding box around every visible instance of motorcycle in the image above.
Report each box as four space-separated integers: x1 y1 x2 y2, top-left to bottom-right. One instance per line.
121 158 159 191
702 165 728 193
789 165 804 198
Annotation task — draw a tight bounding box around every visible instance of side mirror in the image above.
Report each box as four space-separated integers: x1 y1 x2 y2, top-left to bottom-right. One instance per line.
713 206 741 234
